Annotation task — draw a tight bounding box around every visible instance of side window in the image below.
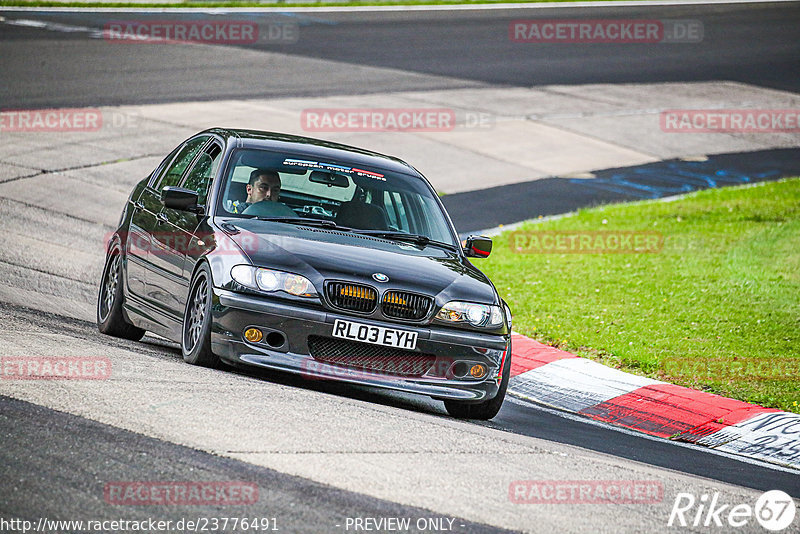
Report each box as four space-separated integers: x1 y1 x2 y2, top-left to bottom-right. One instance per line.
382 190 398 228
149 145 182 188
382 190 409 231
155 136 209 190
182 143 222 205
402 192 424 235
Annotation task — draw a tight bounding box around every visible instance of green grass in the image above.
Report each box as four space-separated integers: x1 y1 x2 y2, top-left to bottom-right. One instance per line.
0 0 660 8
483 178 800 413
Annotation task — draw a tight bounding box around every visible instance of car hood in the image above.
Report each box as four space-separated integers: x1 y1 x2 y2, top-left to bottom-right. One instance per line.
222 220 499 306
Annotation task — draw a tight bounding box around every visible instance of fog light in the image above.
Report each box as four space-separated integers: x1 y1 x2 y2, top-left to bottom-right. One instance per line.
469 364 487 379
244 328 263 343
451 362 469 378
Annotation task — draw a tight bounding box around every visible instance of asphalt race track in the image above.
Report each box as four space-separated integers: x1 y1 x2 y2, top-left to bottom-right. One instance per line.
0 394 514 534
0 2 799 533
0 3 799 108
1 302 798 533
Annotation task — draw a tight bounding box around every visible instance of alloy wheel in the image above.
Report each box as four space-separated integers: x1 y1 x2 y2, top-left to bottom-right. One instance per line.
99 254 120 322
185 276 208 351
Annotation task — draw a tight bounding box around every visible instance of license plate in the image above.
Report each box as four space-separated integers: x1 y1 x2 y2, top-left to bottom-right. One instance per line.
332 319 418 350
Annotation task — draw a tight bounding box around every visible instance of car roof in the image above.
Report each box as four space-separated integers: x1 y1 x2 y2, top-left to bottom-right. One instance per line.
202 128 422 178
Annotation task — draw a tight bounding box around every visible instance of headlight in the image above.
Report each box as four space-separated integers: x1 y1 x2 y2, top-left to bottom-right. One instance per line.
436 301 504 328
256 269 280 291
231 265 317 297
230 265 255 288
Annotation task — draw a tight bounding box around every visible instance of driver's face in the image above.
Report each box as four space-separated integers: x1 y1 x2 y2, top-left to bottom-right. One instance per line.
247 175 281 203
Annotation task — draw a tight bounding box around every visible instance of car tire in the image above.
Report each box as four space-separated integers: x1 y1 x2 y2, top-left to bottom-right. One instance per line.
444 339 511 420
182 263 221 368
97 246 146 341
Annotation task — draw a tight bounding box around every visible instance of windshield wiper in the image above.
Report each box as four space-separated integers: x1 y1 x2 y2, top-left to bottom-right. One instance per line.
353 230 458 251
254 217 346 230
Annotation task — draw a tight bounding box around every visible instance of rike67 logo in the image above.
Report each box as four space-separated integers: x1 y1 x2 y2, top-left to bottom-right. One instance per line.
668 490 796 531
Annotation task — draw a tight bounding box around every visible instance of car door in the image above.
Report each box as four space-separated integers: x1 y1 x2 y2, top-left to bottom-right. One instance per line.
176 140 224 285
149 138 222 323
142 135 209 323
126 145 181 299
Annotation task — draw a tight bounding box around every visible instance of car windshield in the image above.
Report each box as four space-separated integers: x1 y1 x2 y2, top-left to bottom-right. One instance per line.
217 148 457 246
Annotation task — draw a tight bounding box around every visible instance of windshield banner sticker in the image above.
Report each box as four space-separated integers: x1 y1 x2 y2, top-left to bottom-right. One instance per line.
282 159 385 180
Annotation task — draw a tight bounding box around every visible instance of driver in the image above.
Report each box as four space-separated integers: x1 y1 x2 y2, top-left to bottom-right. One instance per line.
231 169 281 213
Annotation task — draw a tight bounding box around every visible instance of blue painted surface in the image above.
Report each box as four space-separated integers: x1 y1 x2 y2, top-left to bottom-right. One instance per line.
444 147 800 233
569 161 782 199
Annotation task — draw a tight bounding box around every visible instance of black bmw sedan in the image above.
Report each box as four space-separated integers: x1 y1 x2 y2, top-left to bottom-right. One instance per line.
98 128 512 419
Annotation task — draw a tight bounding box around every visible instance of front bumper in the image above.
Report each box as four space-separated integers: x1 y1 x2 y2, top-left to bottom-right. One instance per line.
210 288 510 401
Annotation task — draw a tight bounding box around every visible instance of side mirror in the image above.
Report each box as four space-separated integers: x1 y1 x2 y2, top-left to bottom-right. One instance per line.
161 186 202 213
463 235 492 258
